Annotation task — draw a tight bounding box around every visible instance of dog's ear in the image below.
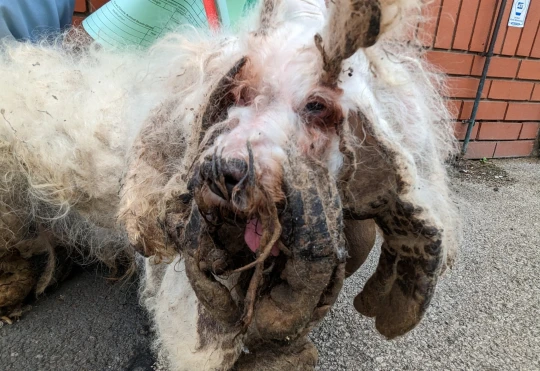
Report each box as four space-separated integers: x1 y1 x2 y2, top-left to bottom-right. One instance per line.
253 0 329 36
343 219 377 278
340 111 455 339
198 57 247 144
315 0 423 86
315 0 382 86
117 100 182 259
254 0 283 36
118 57 250 259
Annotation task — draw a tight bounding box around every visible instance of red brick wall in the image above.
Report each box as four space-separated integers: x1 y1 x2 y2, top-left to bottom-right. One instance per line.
73 0 540 158
72 0 108 26
420 0 540 159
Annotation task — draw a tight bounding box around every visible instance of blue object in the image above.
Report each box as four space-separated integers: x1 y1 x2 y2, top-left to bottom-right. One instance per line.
0 0 75 42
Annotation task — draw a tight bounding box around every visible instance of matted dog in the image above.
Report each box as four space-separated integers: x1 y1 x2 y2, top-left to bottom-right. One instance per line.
0 0 459 369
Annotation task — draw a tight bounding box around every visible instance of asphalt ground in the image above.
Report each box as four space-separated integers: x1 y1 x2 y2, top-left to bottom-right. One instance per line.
1 158 539 371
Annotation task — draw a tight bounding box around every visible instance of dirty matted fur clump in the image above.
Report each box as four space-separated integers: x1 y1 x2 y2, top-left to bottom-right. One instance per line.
0 0 459 369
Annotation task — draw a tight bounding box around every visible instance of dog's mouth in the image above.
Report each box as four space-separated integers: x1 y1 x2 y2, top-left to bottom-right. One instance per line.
188 170 294 273
185 149 294 265
244 218 280 257
165 155 346 336
168 174 293 331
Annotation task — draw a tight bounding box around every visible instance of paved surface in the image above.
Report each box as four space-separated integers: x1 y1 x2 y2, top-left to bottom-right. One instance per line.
0 267 154 371
312 158 540 370
1 158 539 370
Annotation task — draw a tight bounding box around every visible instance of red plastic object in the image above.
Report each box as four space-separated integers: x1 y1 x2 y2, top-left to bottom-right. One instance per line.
203 0 220 30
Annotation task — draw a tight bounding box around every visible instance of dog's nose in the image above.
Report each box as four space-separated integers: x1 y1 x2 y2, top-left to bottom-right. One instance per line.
200 156 248 201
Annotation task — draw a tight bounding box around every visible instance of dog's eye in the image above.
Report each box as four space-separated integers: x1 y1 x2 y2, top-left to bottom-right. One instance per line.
305 101 327 114
301 91 343 130
302 97 336 128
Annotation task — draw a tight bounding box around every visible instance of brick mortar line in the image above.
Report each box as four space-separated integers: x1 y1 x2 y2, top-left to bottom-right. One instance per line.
454 121 539 124
491 142 497 157
458 97 540 104
427 46 540 61
475 122 539 126
486 78 493 97
464 0 482 51
495 0 511 55
532 36 540 58
431 1 444 49
463 140 534 142
418 1 441 48
485 0 502 55
428 49 540 61
527 12 540 58
454 121 536 125
509 14 525 57
517 122 525 139
450 0 463 49
446 75 540 85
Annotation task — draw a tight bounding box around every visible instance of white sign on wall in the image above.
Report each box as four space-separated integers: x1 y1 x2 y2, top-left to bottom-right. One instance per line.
508 0 530 28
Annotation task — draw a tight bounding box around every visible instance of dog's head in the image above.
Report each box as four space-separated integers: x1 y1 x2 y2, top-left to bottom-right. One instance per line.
121 0 458 341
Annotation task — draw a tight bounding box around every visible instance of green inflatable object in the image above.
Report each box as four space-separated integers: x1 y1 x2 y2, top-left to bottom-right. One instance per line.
227 0 258 25
83 0 259 48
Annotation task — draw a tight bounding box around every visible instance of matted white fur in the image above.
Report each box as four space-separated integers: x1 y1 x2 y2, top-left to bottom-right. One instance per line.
141 257 240 370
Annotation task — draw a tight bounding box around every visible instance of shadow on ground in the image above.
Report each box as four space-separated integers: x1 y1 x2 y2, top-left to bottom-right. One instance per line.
0 266 154 371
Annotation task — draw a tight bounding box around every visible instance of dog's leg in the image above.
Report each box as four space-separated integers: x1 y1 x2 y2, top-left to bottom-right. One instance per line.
0 208 37 319
234 336 318 371
0 250 36 320
143 256 242 371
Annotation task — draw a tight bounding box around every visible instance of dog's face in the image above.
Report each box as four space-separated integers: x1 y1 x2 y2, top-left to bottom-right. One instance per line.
199 53 343 202
176 20 355 338
192 31 346 251
123 0 457 342
187 0 382 260
155 0 387 340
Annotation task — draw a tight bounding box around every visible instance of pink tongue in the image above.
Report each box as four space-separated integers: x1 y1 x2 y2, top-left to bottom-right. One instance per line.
244 219 280 257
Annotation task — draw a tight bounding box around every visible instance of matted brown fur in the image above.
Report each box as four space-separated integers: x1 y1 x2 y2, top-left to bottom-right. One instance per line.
0 251 35 314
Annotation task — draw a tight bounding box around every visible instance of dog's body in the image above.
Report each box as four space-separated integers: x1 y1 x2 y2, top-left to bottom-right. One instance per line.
0 0 458 369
